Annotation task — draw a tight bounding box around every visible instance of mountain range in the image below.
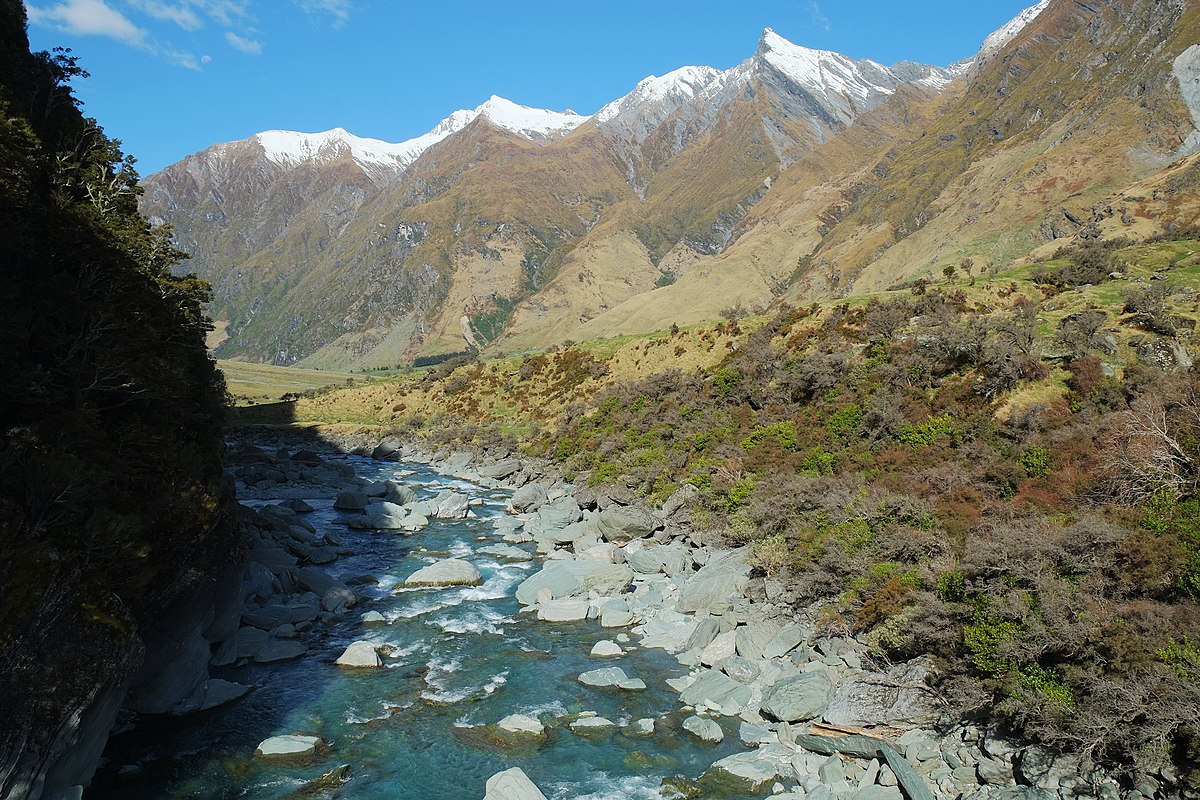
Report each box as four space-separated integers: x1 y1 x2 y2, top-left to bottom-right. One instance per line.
141 0 1200 368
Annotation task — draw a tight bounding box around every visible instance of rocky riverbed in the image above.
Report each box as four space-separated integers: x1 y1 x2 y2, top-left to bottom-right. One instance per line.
88 433 1143 800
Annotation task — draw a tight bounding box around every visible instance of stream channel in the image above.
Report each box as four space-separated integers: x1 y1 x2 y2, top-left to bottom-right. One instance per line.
92 442 757 799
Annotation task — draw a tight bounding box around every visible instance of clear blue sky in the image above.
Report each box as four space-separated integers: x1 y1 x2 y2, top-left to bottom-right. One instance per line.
23 0 1038 174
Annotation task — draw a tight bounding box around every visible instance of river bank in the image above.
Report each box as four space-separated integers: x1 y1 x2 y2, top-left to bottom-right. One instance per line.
88 428 1140 799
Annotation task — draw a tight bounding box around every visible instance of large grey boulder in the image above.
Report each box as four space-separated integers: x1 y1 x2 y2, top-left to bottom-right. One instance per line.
372 439 401 460
255 734 323 757
352 501 409 530
433 491 470 519
735 621 782 661
679 668 753 709
508 483 549 513
761 670 836 722
384 481 418 505
526 498 583 539
537 598 590 622
333 490 369 511
683 715 724 743
677 548 750 614
254 639 307 663
823 658 939 728
595 505 659 543
483 767 549 800
762 622 808 659
496 714 544 736
478 459 522 480
336 641 382 668
405 559 483 587
710 743 797 791
578 667 631 687
514 561 633 605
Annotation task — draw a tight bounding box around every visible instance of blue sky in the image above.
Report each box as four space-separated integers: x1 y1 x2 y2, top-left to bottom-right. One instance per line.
23 0 1039 174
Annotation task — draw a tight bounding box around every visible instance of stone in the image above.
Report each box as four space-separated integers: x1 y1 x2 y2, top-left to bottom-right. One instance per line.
254 639 307 663
514 561 633 605
683 715 725 743
578 667 632 687
679 668 753 710
700 629 738 666
483 767 549 800
677 548 751 614
600 609 634 627
570 716 616 730
361 610 386 624
335 640 382 668
478 543 533 561
295 764 352 795
629 718 655 736
509 483 549 513
710 743 797 791
590 640 623 657
333 490 369 510
823 659 940 729
537 598 590 622
496 714 544 736
434 491 470 519
255 734 323 757
405 558 483 587
355 501 409 530
596 505 660 543
371 440 401 460
383 481 418 505
242 605 297 631
740 722 774 745
718 655 762 685
761 671 836 723
855 788 903 800
236 626 269 659
736 621 783 661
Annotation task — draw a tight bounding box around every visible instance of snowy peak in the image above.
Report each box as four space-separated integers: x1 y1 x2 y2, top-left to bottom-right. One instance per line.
979 0 1050 56
754 28 900 105
595 65 723 125
474 95 587 142
253 128 424 170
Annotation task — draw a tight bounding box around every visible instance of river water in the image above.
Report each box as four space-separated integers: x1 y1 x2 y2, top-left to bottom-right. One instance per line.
92 448 757 799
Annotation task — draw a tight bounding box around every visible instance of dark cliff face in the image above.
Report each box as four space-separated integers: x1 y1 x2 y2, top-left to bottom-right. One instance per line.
0 3 239 797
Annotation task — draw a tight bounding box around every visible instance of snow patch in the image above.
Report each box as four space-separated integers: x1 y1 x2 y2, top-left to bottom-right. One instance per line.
979 0 1050 56
595 65 723 123
757 27 897 103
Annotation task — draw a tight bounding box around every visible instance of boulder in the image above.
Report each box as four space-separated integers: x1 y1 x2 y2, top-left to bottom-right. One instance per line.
405 558 483 587
433 491 470 519
496 714 544 736
578 667 631 688
483 767 549 800
514 561 633 606
384 481 418 505
236 626 269 659
569 716 616 731
629 718 655 736
761 623 808 660
735 621 782 661
255 734 323 758
333 490 369 511
678 668 753 710
677 548 750 614
590 640 622 658
537 597 590 622
595 505 659 543
700 629 738 666
508 483 549 513
824 659 940 728
761 671 836 723
683 715 724 743
478 459 522 480
710 743 797 791
254 639 307 663
242 605 296 631
371 440 401 460
354 501 409 530
478 544 532 561
336 640 382 668
360 610 386 624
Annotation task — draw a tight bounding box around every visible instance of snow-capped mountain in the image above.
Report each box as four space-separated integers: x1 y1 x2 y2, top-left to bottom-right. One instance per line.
980 0 1050 56
244 95 586 175
142 0 1185 371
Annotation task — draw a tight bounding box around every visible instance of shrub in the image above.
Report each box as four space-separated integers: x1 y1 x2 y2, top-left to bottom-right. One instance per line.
742 421 799 451
1019 446 1054 478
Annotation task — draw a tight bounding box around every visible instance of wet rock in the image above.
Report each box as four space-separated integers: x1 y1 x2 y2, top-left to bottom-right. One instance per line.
255 639 307 663
570 716 616 731
336 640 382 668
478 544 532 561
290 764 351 796
680 715 722 743
578 666 636 688
405 558 483 587
496 714 544 736
629 718 655 736
709 743 797 791
590 640 623 657
255 734 323 758
360 610 386 624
